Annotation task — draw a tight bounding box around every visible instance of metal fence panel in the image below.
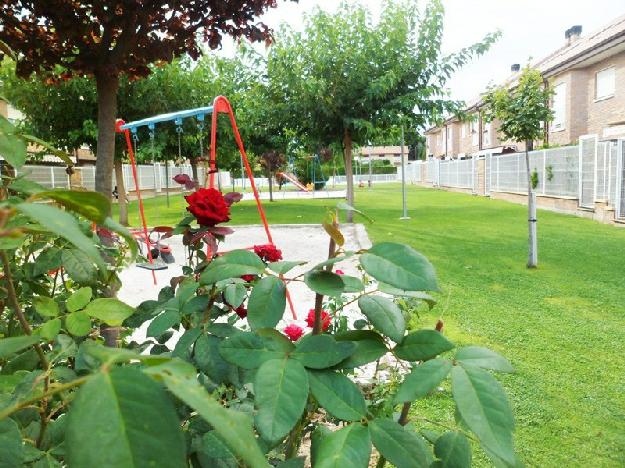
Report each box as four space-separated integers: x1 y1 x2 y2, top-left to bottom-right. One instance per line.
617 139 625 219
579 135 597 208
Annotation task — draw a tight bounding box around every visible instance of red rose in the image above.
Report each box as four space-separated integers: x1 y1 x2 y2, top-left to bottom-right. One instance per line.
184 188 230 227
284 324 304 342
305 309 331 331
335 269 345 275
234 305 247 319
241 274 257 282
253 244 283 263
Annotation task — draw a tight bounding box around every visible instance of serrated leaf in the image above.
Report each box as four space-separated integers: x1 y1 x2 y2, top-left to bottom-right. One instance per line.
0 418 23 467
83 298 135 326
267 260 306 275
200 250 266 285
394 330 454 361
433 431 472 468
455 347 514 373
247 276 286 330
66 367 186 467
369 418 431 468
255 358 308 442
451 364 515 466
194 334 230 384
314 422 371 468
65 311 91 337
219 331 289 369
172 328 202 359
304 270 344 297
378 283 437 308
394 359 452 403
33 190 110 224
292 335 355 369
334 331 388 368
360 243 437 292
224 283 247 309
340 275 365 293
33 247 62 277
66 287 93 313
147 310 180 337
33 296 59 317
0 115 27 168
0 335 41 359
61 249 97 285
38 318 61 340
308 370 366 421
358 296 405 342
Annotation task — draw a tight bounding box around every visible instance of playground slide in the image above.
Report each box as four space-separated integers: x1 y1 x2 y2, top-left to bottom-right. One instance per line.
277 172 310 191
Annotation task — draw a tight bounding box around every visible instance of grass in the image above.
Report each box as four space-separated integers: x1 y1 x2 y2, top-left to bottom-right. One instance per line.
117 185 625 466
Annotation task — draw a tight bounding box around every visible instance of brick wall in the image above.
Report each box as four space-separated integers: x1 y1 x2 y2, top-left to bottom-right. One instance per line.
585 51 625 138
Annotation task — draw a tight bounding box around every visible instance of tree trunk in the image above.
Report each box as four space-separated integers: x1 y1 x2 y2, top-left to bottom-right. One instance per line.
114 158 128 226
343 128 354 222
268 171 274 202
190 158 199 185
525 140 538 268
94 72 119 212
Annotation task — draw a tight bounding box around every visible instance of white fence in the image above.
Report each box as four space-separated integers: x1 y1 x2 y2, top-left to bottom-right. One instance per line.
406 137 625 220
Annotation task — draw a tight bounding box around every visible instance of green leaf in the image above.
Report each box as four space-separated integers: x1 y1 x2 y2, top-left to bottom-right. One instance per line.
144 360 269 468
194 334 230 384
369 418 431 468
255 358 309 442
172 328 202 359
394 359 452 403
304 270 344 297
334 331 388 368
360 243 438 292
277 457 306 468
433 432 472 468
358 296 405 343
308 370 366 421
38 318 62 340
33 296 60 317
340 275 365 293
336 201 373 223
66 287 93 313
200 249 266 285
314 422 371 468
83 298 135 326
20 133 73 166
66 367 186 467
65 311 92 337
9 177 47 195
451 364 515 466
0 335 41 359
33 247 62 277
0 115 27 168
292 335 355 369
147 310 180 338
455 347 514 373
268 260 306 274
16 203 104 269
33 190 110 224
61 249 97 285
394 330 454 361
247 276 286 330
0 418 23 467
378 283 437 309
219 331 289 369
224 282 247 309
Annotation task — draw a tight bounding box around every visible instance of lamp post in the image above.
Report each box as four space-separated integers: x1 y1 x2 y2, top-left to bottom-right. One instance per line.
400 124 410 220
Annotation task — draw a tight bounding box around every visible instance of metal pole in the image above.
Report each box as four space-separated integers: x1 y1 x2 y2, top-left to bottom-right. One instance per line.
368 144 372 189
240 155 245 190
400 125 410 220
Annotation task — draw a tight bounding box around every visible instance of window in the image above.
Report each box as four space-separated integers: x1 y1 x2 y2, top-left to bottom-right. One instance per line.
551 82 566 131
483 122 491 147
447 126 453 143
461 123 467 138
595 67 615 100
470 120 478 146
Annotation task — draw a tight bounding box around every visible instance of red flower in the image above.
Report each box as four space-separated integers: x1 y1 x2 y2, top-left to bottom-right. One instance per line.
241 274 257 282
253 244 283 263
234 305 247 319
335 269 345 275
184 188 230 227
284 324 304 342
305 309 331 331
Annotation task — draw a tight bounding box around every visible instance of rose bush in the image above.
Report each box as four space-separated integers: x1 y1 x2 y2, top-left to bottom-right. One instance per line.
0 113 518 467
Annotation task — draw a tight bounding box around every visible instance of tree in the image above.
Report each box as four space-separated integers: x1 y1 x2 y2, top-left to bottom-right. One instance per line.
259 150 285 201
0 0 293 207
264 0 498 221
483 67 553 268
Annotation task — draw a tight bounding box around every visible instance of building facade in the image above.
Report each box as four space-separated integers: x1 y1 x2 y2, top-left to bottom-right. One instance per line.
426 14 625 159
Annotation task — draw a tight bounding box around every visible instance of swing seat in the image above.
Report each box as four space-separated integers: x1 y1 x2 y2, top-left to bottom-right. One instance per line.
137 262 168 271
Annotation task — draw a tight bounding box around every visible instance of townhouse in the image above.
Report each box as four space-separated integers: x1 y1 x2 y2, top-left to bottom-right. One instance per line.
426 14 625 159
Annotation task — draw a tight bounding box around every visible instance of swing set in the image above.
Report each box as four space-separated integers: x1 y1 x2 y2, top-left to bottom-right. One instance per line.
115 97 274 278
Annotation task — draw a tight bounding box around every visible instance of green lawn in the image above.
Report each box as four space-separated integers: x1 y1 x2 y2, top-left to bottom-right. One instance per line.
117 185 625 467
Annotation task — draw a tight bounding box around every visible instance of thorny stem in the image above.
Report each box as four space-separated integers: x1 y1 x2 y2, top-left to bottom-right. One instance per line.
313 222 337 335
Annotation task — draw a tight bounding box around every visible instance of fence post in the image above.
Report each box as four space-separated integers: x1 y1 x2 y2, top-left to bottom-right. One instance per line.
496 157 500 191
50 167 55 189
542 150 547 195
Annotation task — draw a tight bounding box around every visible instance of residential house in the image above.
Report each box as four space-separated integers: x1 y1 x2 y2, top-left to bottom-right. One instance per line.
357 146 408 167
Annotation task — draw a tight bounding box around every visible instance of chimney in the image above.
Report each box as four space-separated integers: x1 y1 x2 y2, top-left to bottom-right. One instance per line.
565 25 582 46
511 64 521 73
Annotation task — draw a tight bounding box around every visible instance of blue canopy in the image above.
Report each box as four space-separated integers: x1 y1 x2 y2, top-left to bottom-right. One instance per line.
119 105 214 132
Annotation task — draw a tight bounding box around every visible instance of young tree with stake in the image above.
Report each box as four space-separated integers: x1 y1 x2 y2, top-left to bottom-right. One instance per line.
484 67 553 268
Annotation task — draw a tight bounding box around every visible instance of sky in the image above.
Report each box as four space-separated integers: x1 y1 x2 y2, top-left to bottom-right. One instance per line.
220 0 625 103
